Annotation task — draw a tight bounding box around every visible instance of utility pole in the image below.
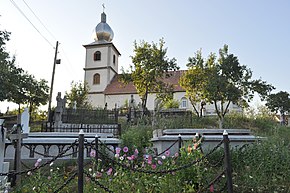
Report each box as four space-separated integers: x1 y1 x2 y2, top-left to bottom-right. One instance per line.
47 41 60 121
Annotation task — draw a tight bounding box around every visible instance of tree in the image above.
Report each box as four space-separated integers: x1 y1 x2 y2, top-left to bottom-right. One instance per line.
266 91 290 125
1 29 49 112
65 81 92 109
180 45 274 128
25 75 49 113
120 38 179 113
0 30 21 102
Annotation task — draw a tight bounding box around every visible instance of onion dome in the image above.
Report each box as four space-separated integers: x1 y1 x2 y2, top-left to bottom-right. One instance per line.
94 12 114 42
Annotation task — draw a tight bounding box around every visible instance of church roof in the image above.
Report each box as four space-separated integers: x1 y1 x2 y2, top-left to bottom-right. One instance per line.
103 70 186 95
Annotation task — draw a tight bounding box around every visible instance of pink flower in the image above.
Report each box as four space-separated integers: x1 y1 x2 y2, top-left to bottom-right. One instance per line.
174 152 179 157
158 160 162 165
131 155 136 160
123 147 129 153
127 156 133 161
107 168 113 176
34 158 42 167
47 176 51 180
96 171 102 178
34 162 40 167
90 150 96 157
147 160 152 165
134 149 139 155
151 164 157 170
165 150 170 157
115 147 121 154
210 184 214 192
148 155 152 161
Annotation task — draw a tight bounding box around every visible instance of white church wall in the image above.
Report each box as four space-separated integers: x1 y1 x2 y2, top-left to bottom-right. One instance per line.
85 69 108 92
88 93 105 108
107 45 119 73
85 46 109 68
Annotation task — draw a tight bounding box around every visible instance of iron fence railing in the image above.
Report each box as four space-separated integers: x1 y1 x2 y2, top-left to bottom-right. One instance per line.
62 108 118 124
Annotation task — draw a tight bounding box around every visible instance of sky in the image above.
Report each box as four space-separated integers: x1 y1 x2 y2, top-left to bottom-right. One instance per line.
1 0 290 112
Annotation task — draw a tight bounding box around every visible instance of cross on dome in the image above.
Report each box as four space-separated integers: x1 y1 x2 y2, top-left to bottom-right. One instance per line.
94 4 114 42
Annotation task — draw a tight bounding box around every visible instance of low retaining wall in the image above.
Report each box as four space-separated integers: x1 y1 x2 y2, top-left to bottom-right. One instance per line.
4 132 120 164
151 129 265 155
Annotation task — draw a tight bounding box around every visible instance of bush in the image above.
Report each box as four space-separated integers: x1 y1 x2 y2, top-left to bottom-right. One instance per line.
121 125 153 152
230 137 290 192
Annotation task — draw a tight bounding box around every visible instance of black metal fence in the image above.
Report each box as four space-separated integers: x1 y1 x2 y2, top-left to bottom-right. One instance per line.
42 123 121 137
62 108 118 124
1 130 234 193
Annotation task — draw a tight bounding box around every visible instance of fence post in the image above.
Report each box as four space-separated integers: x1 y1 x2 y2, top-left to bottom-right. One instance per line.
11 114 22 187
117 124 122 137
178 134 182 154
95 134 99 169
223 130 234 193
114 104 118 123
78 130 84 193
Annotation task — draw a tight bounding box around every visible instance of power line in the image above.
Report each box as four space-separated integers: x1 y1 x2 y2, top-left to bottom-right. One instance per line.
21 0 57 41
59 46 79 75
9 0 54 48
10 0 81 86
20 0 79 78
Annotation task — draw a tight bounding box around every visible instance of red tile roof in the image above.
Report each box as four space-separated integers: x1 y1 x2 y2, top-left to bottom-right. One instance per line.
103 70 186 95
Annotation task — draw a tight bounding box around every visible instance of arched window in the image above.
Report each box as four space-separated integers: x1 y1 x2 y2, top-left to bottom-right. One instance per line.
181 97 188 108
94 51 101 61
93 73 100 84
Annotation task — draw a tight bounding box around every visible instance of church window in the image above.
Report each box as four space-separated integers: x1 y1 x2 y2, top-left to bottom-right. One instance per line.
93 73 100 84
94 51 101 61
113 55 116 64
181 97 188 108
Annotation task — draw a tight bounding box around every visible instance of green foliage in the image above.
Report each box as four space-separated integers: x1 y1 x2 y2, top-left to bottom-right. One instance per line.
230 134 290 192
14 121 290 192
14 160 77 192
266 91 290 124
162 99 180 109
191 115 219 128
65 81 92 109
155 114 193 129
121 125 153 151
120 38 179 111
180 45 274 128
0 30 49 111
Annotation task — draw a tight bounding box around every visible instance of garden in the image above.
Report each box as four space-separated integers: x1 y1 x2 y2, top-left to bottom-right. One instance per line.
9 112 290 193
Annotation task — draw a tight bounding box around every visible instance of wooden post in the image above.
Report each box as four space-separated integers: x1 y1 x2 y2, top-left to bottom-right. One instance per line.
47 41 59 121
78 130 84 193
223 130 234 193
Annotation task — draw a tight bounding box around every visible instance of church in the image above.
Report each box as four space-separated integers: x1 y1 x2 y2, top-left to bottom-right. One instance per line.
83 11 242 115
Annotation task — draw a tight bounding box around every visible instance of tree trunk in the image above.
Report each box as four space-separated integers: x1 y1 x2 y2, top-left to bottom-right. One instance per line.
214 100 223 129
219 116 224 129
141 88 149 118
189 97 200 117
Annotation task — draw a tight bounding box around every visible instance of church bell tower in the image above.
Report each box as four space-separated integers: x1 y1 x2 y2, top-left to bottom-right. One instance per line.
83 9 120 107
